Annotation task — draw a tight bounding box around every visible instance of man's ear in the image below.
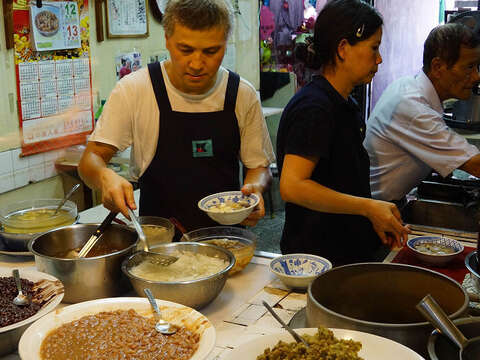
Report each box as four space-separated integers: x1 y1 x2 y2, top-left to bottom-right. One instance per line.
336 38 349 62
429 57 445 80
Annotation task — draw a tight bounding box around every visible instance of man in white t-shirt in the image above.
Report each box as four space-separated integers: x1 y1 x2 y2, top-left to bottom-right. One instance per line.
364 23 480 203
79 0 274 232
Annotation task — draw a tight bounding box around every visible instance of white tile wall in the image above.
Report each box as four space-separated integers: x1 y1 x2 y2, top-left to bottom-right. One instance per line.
0 151 13 176
0 147 66 194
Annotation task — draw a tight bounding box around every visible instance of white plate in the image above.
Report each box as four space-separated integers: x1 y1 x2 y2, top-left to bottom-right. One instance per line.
0 267 64 334
19 297 216 360
226 328 425 360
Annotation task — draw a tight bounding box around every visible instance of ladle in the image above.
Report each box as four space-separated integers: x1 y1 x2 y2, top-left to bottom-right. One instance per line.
417 294 480 360
128 208 178 266
78 210 118 258
12 269 29 306
262 300 310 348
53 183 80 215
144 288 176 335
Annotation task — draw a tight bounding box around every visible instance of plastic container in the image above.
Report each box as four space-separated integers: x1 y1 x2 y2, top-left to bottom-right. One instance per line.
0 199 77 234
181 226 256 275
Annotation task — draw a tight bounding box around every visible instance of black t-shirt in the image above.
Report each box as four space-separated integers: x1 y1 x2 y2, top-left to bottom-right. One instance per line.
276 76 382 266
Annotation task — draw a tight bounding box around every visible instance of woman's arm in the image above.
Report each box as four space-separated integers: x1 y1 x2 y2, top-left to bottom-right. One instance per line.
280 154 409 247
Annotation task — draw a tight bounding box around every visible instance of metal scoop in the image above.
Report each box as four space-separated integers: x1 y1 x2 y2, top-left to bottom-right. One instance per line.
417 294 480 360
53 183 80 215
12 269 29 306
128 208 178 266
262 300 310 348
144 288 176 335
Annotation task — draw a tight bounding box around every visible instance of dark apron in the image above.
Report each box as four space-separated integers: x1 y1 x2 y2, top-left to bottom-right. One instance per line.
138 62 241 232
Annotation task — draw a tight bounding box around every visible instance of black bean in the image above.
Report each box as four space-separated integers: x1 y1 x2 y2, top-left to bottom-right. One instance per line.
0 276 43 327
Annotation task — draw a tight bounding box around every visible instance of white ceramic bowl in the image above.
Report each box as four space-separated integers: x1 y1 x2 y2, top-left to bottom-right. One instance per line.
407 236 464 266
19 297 215 360
270 253 332 289
0 267 64 356
198 191 259 225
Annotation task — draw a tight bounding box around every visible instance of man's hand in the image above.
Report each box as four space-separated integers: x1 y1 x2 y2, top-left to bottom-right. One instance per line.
98 167 136 218
240 183 265 227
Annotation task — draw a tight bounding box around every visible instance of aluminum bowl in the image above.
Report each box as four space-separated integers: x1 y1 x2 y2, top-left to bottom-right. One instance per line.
122 242 235 309
306 263 468 357
28 223 138 303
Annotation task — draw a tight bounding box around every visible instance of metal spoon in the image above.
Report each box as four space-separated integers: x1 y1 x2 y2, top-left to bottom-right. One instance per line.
144 288 176 335
53 183 80 215
417 294 480 360
128 208 178 266
12 269 29 306
262 301 310 348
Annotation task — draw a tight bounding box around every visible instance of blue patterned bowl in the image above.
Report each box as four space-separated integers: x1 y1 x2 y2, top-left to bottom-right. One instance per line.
198 191 259 225
270 253 332 289
407 236 464 266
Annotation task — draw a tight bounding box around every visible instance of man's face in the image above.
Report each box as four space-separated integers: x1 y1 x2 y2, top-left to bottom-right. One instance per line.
439 45 480 100
165 23 227 95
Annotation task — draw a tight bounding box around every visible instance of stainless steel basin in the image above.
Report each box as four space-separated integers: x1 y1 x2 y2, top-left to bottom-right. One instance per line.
401 199 479 233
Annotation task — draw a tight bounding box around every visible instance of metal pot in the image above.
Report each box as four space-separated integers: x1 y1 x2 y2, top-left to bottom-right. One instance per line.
306 263 468 357
29 223 138 303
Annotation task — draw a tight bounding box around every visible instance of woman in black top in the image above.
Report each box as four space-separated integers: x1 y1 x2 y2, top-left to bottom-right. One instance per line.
276 0 410 266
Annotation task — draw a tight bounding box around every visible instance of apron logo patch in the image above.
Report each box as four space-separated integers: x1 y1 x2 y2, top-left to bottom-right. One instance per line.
192 139 213 158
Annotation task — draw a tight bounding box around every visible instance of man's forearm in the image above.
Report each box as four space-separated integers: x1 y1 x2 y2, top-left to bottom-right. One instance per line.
243 166 272 193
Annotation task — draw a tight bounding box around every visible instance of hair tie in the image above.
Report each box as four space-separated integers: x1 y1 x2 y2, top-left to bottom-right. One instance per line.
356 24 365 38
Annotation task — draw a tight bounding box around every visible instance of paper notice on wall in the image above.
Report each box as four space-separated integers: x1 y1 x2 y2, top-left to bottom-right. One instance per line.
222 43 236 72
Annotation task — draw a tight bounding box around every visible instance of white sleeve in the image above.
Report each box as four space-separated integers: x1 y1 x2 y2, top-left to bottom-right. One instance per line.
89 79 134 151
389 99 479 177
237 85 275 169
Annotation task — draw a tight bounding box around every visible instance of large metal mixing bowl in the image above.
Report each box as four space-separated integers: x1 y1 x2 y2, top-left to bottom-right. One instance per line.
306 263 468 357
122 242 235 309
29 224 138 303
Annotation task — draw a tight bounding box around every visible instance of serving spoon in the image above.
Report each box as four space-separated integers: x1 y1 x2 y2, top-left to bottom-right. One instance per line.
53 183 80 215
128 208 178 266
12 269 29 306
262 300 309 348
144 288 176 335
417 294 480 360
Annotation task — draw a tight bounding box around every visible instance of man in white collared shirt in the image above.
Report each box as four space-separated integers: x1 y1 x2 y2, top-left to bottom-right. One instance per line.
364 23 480 202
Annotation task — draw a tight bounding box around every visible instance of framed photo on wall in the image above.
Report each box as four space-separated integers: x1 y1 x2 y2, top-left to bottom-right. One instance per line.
106 0 149 38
